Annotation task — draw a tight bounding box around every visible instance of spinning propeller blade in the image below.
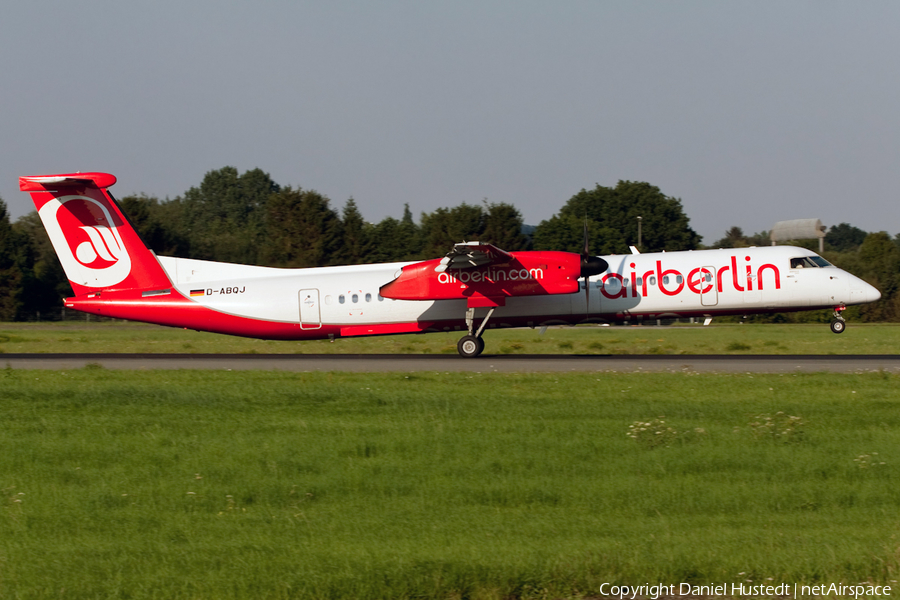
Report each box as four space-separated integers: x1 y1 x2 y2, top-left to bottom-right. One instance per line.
579 220 608 316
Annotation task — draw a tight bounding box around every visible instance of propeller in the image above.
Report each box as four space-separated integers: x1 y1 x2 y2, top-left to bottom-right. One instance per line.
579 220 608 315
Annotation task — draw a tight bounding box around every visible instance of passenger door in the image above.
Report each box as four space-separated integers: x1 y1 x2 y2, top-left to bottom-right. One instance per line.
299 289 322 329
700 266 717 306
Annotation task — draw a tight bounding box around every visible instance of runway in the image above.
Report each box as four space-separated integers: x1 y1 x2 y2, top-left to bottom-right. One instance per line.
2 353 900 373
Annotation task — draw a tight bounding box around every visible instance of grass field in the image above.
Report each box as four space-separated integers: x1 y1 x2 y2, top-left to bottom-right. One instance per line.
1 369 899 598
1 320 898 355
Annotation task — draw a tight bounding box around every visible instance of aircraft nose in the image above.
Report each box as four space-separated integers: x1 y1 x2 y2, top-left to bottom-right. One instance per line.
868 281 882 303
848 274 881 304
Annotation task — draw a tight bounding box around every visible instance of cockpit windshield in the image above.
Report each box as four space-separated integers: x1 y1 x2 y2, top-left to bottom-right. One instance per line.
790 256 833 269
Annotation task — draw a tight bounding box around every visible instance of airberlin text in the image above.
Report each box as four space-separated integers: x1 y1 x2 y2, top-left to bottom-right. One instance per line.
596 582 891 599
437 268 543 285
599 256 781 300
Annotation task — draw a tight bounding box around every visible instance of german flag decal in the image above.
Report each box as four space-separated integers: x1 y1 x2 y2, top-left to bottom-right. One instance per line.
190 289 205 297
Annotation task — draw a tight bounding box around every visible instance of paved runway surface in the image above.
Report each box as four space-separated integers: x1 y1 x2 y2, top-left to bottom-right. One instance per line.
3 353 899 373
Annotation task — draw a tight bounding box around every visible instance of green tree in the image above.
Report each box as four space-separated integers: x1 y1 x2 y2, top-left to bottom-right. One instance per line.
364 217 402 263
481 202 529 250
339 198 368 265
12 212 70 318
855 232 900 321
744 230 771 247
711 227 770 249
826 223 868 252
712 226 746 249
179 167 280 264
118 194 190 257
397 204 422 259
419 203 484 258
361 206 422 263
533 181 700 255
261 187 344 268
0 199 24 320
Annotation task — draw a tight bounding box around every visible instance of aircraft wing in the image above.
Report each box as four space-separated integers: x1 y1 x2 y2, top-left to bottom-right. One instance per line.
434 242 514 272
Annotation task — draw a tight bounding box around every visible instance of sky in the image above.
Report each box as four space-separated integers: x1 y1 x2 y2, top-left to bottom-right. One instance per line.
2 1 899 245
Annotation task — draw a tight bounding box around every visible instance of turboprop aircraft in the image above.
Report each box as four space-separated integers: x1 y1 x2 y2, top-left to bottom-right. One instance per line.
20 172 882 357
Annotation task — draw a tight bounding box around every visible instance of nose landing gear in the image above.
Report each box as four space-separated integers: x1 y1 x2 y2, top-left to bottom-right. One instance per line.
830 306 846 334
457 307 495 357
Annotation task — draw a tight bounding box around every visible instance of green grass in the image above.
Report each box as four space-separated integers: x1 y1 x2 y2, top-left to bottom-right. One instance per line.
1 369 900 598
1 321 898 355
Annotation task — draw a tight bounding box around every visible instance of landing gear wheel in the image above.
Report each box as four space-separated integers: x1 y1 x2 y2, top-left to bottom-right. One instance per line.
457 335 484 358
830 319 846 334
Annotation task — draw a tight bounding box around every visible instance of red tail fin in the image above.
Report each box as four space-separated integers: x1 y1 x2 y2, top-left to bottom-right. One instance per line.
19 173 172 296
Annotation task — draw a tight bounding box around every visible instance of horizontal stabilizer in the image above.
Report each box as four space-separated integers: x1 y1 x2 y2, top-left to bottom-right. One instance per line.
19 172 117 191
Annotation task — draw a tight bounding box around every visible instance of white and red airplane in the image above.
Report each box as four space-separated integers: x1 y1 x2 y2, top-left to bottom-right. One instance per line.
21 172 881 357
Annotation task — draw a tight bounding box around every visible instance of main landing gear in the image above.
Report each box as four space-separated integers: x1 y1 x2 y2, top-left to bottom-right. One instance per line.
457 335 485 358
830 306 846 334
457 307 496 358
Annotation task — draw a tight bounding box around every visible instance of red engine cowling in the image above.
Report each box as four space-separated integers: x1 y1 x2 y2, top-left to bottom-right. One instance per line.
380 251 581 307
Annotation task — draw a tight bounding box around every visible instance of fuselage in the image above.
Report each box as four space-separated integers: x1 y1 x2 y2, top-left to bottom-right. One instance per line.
65 245 881 340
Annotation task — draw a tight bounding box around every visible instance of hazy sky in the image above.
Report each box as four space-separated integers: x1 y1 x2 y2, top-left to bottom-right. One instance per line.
2 1 898 245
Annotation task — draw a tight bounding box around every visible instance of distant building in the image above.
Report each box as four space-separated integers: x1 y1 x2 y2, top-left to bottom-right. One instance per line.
770 219 826 253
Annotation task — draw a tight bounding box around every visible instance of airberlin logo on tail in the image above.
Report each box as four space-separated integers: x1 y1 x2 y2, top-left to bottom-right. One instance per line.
38 195 132 288
75 225 123 265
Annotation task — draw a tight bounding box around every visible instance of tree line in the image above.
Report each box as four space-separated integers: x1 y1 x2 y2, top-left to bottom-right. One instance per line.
1 166 898 322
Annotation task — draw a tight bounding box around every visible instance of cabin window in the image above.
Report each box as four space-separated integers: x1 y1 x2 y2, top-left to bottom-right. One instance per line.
636 277 643 286
649 276 657 286
663 276 669 285
352 294 359 303
377 294 385 302
365 293 372 302
339 295 345 304
676 275 683 284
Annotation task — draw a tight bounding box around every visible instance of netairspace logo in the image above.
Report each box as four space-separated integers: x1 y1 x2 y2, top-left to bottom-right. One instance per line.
597 582 892 599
